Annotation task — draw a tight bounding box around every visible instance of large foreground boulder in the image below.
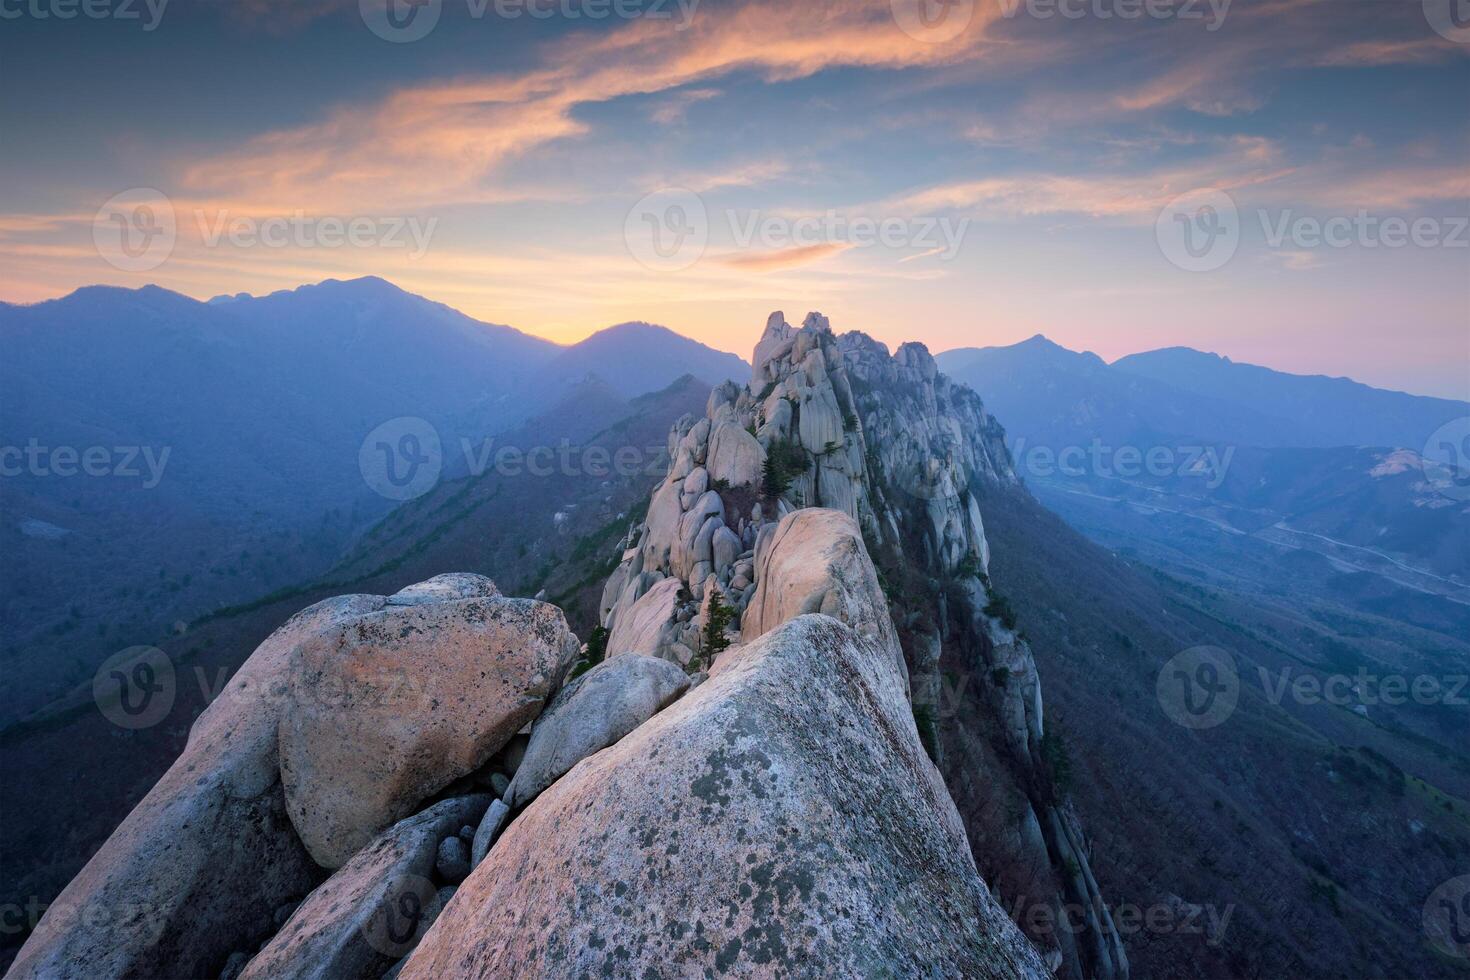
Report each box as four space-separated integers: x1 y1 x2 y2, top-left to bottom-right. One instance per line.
240 795 490 980
279 595 580 867
743 508 906 689
504 654 690 809
398 615 1048 979
6 594 382 980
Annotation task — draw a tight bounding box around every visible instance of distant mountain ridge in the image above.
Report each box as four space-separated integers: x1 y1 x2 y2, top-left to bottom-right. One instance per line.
1113 345 1468 451
937 336 1468 454
529 320 748 399
936 333 1470 587
0 277 748 722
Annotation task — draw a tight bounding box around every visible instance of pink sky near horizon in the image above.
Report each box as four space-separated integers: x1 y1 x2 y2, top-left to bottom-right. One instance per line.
1 0 1466 399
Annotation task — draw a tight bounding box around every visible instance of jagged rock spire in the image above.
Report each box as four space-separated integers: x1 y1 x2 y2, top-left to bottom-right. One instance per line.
598 310 1127 980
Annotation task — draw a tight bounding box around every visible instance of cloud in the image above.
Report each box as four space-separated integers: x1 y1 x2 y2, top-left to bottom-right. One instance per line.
1264 250 1323 271
650 88 722 125
178 0 1004 212
898 246 948 263
714 242 851 271
894 134 1291 223
1313 38 1465 67
676 160 795 194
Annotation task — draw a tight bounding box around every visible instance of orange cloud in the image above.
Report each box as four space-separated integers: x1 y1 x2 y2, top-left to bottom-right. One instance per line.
714 242 852 271
1314 38 1465 66
179 0 1002 213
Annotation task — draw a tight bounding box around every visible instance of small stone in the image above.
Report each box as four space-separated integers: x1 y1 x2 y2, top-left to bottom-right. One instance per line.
436 836 470 884
471 800 511 868
489 772 511 798
458 825 476 844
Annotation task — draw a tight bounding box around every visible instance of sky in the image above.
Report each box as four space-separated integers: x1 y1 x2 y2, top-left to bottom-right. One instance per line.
1 0 1467 398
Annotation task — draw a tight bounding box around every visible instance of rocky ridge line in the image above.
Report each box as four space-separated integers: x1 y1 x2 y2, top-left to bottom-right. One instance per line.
595 311 1127 978
8 313 1117 979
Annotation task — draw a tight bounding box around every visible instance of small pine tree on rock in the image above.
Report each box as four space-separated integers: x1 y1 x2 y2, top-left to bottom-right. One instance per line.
698 588 735 670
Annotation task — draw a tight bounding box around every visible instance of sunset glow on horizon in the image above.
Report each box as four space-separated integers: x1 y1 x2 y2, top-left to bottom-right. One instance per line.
2 0 1466 396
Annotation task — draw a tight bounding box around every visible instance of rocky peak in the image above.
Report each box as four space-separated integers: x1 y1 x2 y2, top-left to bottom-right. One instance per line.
597 310 1126 980
15 312 1119 980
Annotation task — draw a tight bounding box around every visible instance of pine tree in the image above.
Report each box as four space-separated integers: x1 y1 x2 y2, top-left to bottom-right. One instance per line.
700 588 734 668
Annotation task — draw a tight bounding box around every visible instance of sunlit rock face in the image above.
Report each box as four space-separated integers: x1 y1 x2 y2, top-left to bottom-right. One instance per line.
401 613 1050 980
16 313 1124 980
278 590 580 869
596 311 1127 979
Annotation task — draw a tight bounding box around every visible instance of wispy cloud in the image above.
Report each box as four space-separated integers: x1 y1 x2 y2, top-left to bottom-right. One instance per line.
714 242 851 271
650 87 722 125
179 0 1003 212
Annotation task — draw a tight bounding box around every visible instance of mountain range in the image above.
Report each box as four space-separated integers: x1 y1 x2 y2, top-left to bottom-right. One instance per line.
0 277 746 721
4 303 1467 980
937 334 1468 454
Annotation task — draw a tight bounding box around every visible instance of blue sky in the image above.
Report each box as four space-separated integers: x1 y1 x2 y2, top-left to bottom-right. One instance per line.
2 0 1467 397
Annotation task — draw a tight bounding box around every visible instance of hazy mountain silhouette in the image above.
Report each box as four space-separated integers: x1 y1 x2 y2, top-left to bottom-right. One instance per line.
0 277 747 721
